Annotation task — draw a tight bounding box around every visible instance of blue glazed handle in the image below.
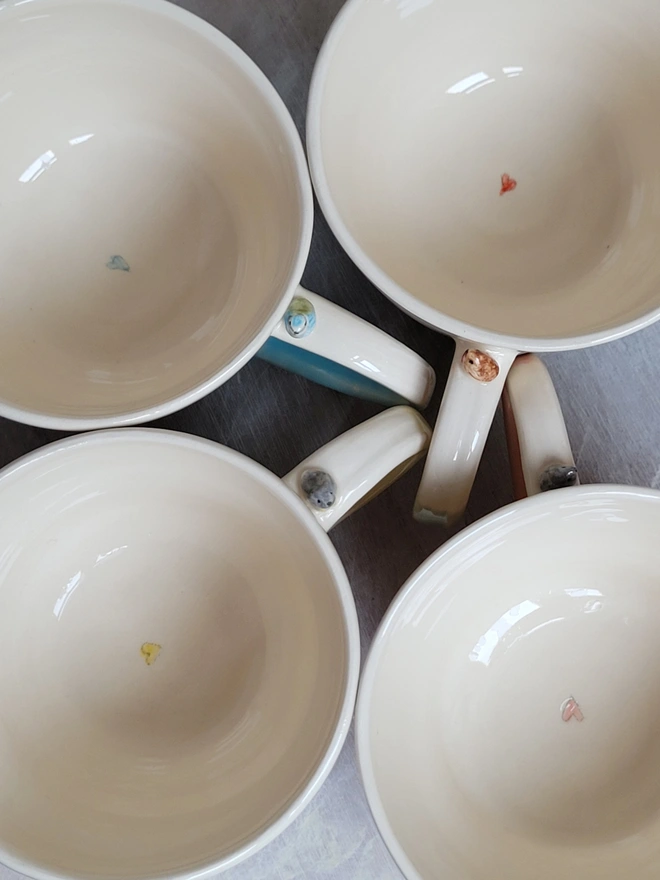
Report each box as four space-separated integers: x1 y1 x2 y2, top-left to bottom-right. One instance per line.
256 287 435 408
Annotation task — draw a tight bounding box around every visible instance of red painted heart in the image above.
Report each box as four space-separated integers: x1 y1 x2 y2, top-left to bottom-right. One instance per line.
500 173 517 195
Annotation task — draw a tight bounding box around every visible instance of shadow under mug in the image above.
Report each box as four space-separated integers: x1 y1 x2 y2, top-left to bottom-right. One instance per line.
307 0 660 524
0 405 430 880
0 0 435 430
356 355 660 880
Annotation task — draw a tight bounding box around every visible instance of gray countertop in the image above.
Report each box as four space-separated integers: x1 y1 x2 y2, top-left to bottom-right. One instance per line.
2 1 660 879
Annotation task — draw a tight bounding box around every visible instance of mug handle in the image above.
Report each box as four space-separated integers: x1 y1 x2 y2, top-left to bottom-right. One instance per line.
413 339 518 525
282 406 432 531
502 353 579 499
257 286 436 409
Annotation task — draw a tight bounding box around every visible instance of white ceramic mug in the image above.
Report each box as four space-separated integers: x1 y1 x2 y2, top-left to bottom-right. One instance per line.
0 0 435 430
357 355 660 880
307 0 660 524
0 405 430 880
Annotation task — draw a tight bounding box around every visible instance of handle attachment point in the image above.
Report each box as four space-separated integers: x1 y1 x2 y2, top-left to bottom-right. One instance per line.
284 296 316 339
283 406 431 531
299 468 337 510
414 341 518 525
259 286 436 408
461 349 500 382
540 464 579 493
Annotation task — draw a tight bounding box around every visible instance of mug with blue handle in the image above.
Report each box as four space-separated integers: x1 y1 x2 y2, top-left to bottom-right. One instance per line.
0 0 435 430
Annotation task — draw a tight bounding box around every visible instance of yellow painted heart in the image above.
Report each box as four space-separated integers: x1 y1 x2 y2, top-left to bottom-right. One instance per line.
140 642 161 666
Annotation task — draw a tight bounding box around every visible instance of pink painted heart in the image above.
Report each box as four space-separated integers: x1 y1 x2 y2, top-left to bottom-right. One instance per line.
561 697 584 723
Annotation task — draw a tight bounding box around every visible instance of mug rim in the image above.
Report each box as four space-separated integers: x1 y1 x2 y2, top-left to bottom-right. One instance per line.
0 427 360 880
0 0 313 431
355 482 660 880
306 0 660 353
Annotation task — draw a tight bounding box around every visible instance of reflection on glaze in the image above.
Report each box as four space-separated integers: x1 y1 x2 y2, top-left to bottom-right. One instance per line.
390 0 434 19
446 72 493 95
350 356 379 374
446 66 524 95
19 149 56 183
470 585 606 668
69 133 94 146
95 545 128 565
52 546 129 619
469 600 540 666
564 588 602 599
53 570 83 619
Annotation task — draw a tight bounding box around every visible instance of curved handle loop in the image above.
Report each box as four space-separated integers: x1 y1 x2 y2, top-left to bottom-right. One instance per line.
282 406 431 532
502 354 578 499
258 286 436 409
413 340 517 526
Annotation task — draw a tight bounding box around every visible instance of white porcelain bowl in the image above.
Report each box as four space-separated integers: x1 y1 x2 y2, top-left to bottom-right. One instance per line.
0 0 308 428
0 430 359 880
358 486 660 879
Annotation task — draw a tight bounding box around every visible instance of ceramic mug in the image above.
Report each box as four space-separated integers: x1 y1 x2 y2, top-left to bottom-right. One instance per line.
0 0 435 430
357 355 660 880
0 405 430 880
307 0 660 524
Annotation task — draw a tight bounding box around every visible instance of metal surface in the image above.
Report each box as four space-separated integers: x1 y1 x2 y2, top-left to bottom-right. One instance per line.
2 1 660 878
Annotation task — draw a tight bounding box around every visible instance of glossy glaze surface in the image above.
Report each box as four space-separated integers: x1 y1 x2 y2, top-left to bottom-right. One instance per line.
260 288 436 409
0 0 308 426
309 0 660 348
0 430 357 879
358 487 660 880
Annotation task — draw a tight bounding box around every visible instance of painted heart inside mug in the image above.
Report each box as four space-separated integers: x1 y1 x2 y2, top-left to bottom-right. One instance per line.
0 0 303 423
359 488 660 879
0 432 352 880
312 0 660 340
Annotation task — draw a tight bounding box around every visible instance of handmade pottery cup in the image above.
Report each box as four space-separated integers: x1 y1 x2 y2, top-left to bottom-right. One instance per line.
0 0 435 430
356 354 660 880
0 405 430 880
307 0 660 524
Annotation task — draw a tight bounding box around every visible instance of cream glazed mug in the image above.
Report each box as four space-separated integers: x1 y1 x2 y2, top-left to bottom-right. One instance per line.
307 0 660 524
357 355 660 880
0 0 435 430
0 405 430 880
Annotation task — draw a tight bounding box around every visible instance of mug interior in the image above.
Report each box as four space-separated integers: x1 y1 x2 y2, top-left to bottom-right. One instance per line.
0 0 306 424
359 487 660 880
312 0 660 343
0 431 351 879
